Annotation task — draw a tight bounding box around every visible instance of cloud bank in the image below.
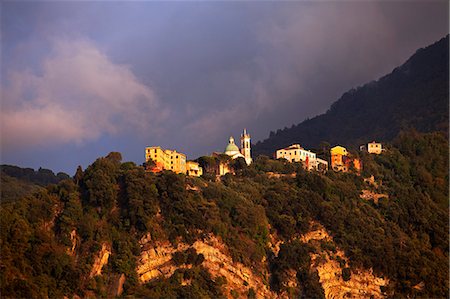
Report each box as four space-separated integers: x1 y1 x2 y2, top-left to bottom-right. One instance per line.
1 38 165 150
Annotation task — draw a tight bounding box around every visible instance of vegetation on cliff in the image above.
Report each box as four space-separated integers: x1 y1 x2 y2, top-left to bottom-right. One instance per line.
0 131 448 298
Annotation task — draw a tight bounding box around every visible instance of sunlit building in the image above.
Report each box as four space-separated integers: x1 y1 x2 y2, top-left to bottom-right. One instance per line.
331 145 361 172
145 146 187 174
330 145 348 171
223 129 252 165
186 161 203 177
276 144 317 170
360 141 383 154
315 157 329 172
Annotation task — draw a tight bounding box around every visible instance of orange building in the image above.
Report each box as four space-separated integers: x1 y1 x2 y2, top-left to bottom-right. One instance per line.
331 145 361 173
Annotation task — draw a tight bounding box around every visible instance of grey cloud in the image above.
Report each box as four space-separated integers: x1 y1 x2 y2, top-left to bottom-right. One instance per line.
1 38 167 150
1 1 448 172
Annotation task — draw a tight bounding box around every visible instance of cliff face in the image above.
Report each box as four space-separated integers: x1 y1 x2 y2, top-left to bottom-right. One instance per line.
191 236 274 298
302 222 388 299
67 229 78 256
89 243 111 277
137 241 181 282
137 234 276 298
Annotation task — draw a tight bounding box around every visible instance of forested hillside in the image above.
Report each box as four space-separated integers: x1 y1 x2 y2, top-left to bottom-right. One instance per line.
1 130 448 298
1 165 70 187
253 35 449 156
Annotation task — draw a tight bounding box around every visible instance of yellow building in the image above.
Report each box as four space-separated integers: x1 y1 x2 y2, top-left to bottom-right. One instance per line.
330 146 348 156
330 145 348 172
145 146 187 174
186 161 203 177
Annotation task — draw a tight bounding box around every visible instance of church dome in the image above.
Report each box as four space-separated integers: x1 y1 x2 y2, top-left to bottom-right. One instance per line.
224 136 240 154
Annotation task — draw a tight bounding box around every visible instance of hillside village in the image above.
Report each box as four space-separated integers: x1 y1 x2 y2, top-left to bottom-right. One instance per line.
145 128 383 177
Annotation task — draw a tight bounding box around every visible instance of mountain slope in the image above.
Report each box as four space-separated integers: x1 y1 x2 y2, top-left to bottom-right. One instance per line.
253 35 449 156
1 132 448 298
1 165 70 186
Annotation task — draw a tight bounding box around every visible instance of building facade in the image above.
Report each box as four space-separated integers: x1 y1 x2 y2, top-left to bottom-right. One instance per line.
186 161 203 177
145 146 187 174
240 129 252 165
331 145 362 172
223 129 252 165
330 145 348 172
315 157 329 172
360 142 383 154
276 144 317 170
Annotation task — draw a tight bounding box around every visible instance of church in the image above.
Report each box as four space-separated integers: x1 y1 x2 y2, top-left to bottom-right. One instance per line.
223 129 252 165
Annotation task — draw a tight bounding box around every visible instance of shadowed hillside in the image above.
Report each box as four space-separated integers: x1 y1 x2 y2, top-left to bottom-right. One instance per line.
253 35 449 156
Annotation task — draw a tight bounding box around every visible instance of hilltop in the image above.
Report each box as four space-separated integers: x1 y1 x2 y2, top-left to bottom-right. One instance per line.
1 130 448 298
253 35 449 156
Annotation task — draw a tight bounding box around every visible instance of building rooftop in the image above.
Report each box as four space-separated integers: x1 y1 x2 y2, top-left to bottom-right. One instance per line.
224 136 240 154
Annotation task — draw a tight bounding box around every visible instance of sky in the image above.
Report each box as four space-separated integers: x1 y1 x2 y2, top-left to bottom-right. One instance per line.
1 1 448 174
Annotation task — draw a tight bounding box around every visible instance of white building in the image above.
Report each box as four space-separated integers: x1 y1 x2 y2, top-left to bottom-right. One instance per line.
360 141 383 154
276 144 317 170
224 129 252 165
315 157 329 172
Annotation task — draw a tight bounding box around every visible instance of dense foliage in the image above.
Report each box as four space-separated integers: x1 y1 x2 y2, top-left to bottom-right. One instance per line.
1 131 448 298
253 35 449 156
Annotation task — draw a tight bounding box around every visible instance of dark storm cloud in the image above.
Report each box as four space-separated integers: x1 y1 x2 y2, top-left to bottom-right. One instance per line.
1 1 448 173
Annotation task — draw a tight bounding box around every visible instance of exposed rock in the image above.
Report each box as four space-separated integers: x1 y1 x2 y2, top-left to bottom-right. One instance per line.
364 175 377 187
412 281 425 291
107 273 126 297
300 224 332 243
266 172 296 179
191 236 275 298
67 229 78 256
89 243 111 277
137 235 277 298
139 232 152 247
284 269 298 288
43 202 63 231
268 230 282 256
186 184 200 191
360 189 388 204
136 241 182 282
302 222 388 299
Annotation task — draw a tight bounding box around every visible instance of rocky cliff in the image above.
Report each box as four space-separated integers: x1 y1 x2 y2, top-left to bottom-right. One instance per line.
137 233 276 298
89 243 111 278
302 222 388 299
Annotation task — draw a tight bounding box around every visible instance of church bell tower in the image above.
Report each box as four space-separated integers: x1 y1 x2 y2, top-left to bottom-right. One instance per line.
240 128 252 165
